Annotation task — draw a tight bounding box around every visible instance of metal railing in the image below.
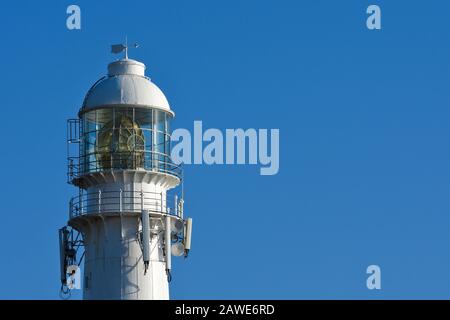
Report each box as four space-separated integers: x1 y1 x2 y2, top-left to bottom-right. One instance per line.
69 190 183 219
67 151 182 184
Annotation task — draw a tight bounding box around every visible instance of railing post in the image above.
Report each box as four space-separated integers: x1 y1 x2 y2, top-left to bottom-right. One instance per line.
140 190 144 211
69 198 73 219
161 192 164 213
80 191 84 215
98 189 102 213
119 189 123 212
68 158 73 180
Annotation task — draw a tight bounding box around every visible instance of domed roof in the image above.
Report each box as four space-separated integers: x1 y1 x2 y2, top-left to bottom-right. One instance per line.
80 59 172 115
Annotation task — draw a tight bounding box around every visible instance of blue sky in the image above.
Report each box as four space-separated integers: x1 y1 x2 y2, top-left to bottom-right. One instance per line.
1 0 450 299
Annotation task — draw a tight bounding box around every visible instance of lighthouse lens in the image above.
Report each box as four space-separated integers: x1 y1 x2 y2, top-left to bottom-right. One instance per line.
95 114 145 169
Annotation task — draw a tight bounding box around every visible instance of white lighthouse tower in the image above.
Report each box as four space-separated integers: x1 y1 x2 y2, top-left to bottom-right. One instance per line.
59 45 192 300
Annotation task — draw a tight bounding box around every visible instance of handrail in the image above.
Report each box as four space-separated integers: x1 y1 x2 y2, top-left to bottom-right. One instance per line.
67 151 182 184
69 190 183 219
82 127 171 137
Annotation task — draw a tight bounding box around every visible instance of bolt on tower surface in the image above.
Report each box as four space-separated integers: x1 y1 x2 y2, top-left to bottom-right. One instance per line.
59 51 192 300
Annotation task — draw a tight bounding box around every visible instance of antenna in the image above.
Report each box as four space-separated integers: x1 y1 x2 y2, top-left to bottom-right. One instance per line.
165 215 172 275
184 218 192 256
141 209 150 274
171 242 185 257
125 36 128 59
171 219 184 234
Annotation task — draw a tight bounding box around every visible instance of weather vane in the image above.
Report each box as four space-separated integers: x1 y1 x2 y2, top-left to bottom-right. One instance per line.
111 37 139 59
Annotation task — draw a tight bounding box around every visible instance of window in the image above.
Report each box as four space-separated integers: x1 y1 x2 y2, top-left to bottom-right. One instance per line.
80 107 174 174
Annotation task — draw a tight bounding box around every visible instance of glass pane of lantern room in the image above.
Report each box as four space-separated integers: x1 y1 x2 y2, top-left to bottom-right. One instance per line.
154 110 166 134
81 108 113 173
82 111 97 173
134 108 152 130
154 111 167 168
95 108 114 170
164 113 172 165
108 107 133 169
96 108 114 129
134 108 153 169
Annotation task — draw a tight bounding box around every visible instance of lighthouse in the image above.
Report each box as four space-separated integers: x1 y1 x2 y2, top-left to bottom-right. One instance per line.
58 45 192 300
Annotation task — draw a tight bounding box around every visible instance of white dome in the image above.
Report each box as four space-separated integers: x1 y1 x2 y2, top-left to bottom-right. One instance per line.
81 59 172 114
